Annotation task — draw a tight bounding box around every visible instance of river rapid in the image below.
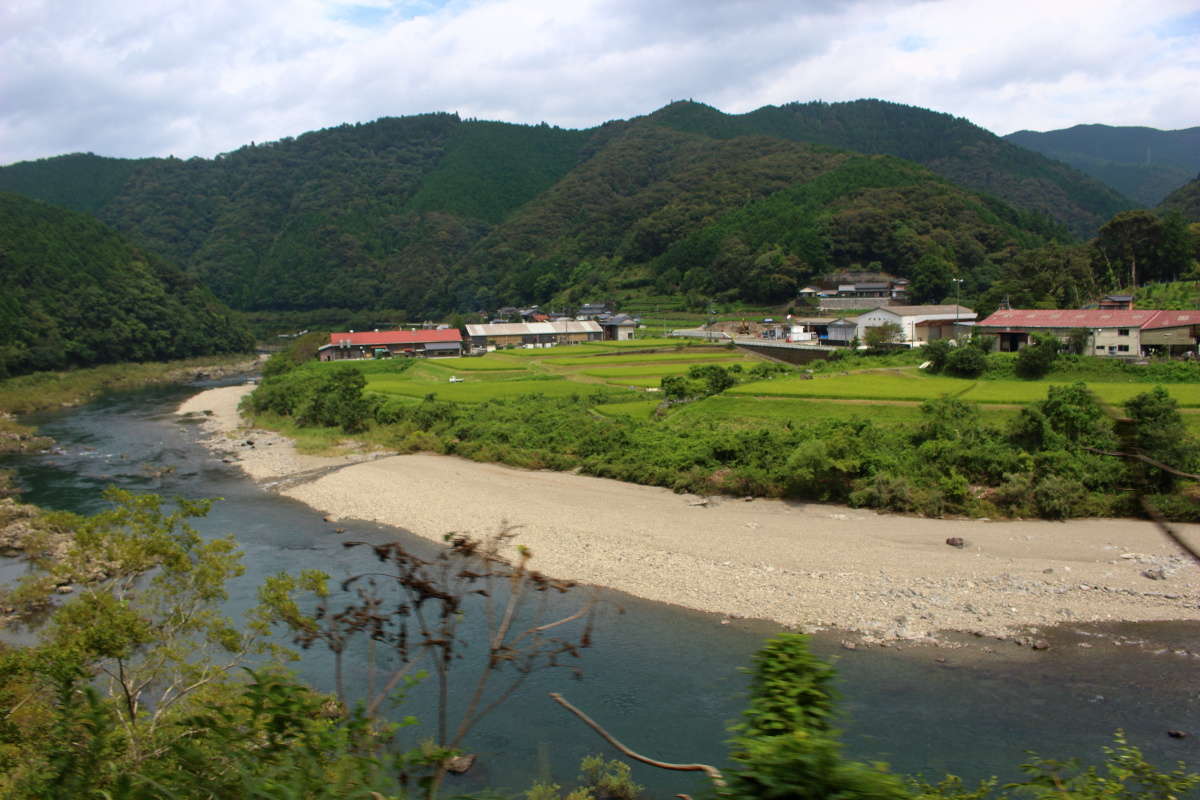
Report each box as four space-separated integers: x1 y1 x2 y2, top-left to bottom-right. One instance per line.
2 381 1198 796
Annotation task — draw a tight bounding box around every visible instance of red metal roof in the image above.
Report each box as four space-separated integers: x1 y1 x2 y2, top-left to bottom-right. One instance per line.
326 329 462 347
977 309 1158 329
1143 310 1200 330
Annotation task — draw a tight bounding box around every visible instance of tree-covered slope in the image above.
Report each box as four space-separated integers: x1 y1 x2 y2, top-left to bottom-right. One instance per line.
0 193 253 378
1005 124 1200 207
1160 175 1200 223
453 119 1061 310
0 153 150 216
642 99 1133 238
0 114 591 313
0 104 1072 316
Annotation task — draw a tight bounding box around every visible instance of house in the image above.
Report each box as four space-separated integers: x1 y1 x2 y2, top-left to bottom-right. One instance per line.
576 303 610 320
1098 294 1135 310
977 308 1200 357
854 305 976 346
598 314 638 341
318 329 463 361
465 320 603 351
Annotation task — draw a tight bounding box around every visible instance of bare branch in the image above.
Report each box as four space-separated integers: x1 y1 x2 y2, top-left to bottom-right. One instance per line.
549 692 725 788
1083 447 1200 567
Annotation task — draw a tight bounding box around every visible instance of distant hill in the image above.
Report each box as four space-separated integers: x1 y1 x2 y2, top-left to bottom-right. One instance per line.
0 103 1090 316
0 193 253 378
642 100 1132 237
1005 124 1200 207
1160 175 1200 222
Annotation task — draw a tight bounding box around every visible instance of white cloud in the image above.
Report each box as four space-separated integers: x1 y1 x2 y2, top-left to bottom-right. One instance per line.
1 0 1197 165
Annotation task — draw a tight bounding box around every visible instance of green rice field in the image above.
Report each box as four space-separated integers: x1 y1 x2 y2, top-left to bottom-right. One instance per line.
730 371 1200 407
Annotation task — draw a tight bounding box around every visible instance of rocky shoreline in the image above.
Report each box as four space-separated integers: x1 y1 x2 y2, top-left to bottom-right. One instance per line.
178 385 1200 649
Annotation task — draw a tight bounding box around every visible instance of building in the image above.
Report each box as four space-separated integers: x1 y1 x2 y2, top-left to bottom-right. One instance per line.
466 320 603 351
976 308 1200 357
825 318 860 345
318 329 463 361
854 305 976 346
598 314 638 341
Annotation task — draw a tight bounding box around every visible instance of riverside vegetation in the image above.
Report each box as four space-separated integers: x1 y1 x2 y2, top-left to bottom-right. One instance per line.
0 476 1196 799
243 338 1200 522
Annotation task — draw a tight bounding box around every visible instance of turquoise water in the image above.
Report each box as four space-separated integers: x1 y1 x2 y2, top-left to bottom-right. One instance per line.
4 382 1198 796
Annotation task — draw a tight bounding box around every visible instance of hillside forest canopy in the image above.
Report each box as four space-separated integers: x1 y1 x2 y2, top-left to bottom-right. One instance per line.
4 100 1194 329
0 193 253 379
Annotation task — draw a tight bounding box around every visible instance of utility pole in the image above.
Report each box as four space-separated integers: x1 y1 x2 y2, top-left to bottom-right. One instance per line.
952 278 964 338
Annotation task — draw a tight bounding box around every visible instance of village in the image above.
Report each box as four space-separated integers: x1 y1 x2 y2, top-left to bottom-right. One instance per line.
316 274 1200 363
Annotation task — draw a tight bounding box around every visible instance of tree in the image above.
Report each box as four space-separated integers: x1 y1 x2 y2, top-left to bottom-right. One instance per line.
1095 210 1162 286
0 490 284 795
1014 333 1058 380
724 634 911 800
1125 386 1200 492
864 322 902 350
943 345 987 378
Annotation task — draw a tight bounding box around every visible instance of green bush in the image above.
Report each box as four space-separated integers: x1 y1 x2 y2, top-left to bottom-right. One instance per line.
1014 334 1058 379
944 346 987 378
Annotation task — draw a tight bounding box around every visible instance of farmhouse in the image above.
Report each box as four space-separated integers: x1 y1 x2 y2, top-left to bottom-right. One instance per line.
598 314 638 341
854 305 976 346
466 320 603 351
976 309 1200 357
318 329 463 361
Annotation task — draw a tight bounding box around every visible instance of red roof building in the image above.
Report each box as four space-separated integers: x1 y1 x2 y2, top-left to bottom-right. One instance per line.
318 329 462 360
977 309 1200 357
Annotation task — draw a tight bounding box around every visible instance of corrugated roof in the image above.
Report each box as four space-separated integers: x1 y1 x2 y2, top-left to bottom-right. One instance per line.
465 320 602 336
1143 310 1200 330
327 329 462 347
977 309 1158 328
880 304 976 317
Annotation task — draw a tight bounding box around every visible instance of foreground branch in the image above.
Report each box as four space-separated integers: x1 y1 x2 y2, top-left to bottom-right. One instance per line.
1084 446 1200 567
549 692 725 788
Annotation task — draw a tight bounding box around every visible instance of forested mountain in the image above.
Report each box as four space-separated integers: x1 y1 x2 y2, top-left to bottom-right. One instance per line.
1161 175 1200 223
0 102 1107 318
642 100 1132 237
1005 124 1200 208
0 193 253 377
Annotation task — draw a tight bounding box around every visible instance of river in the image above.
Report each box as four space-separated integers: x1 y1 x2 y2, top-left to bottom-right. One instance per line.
3 381 1198 796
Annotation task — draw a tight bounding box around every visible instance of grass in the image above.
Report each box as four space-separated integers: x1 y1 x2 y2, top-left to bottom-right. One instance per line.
543 351 745 366
417 356 527 371
663 395 1023 430
366 374 635 403
730 371 1200 407
581 363 743 379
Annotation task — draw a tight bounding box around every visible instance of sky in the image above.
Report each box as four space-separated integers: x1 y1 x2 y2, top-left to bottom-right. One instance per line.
2 0 1198 165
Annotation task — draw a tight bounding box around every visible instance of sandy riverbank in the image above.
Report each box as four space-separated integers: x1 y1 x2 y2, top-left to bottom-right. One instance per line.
179 385 1200 643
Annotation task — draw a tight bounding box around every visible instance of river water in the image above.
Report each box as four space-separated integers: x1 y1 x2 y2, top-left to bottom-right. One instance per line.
3 382 1198 796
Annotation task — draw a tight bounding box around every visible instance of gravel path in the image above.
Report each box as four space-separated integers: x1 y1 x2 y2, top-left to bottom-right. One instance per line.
179 385 1200 644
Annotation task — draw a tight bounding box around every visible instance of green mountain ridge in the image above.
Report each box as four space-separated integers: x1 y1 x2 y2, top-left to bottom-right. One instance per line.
1004 123 1200 207
0 100 1124 316
1160 174 1200 223
0 193 253 378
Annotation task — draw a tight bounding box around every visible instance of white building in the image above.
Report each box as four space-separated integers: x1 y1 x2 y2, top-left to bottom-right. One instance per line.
854 305 976 346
